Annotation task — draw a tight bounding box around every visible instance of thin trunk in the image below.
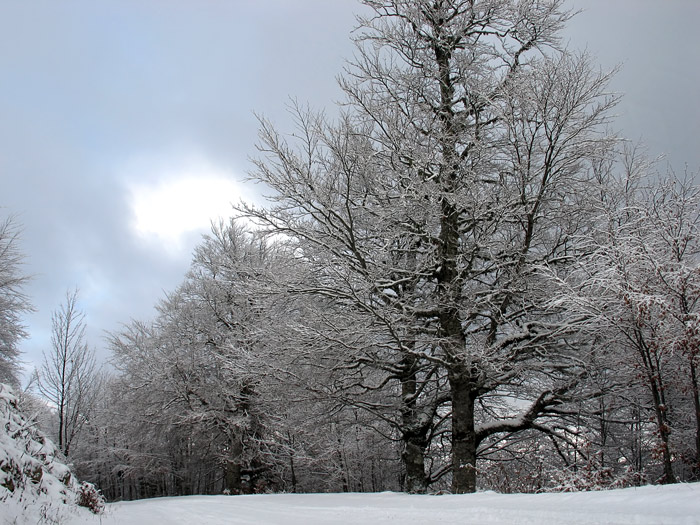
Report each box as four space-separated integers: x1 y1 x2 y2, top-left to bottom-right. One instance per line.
59 305 72 457
649 376 676 484
58 400 65 455
289 454 297 493
335 433 349 492
635 328 676 483
287 431 297 492
58 344 67 455
634 405 643 472
690 357 700 477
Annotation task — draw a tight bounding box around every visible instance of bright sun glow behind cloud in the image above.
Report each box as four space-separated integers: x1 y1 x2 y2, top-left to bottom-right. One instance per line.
127 159 246 252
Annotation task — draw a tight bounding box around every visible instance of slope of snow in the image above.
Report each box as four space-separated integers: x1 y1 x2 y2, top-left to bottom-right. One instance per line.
0 384 102 525
65 483 700 525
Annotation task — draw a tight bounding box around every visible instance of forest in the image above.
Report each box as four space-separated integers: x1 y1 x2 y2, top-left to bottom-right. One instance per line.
1 0 699 500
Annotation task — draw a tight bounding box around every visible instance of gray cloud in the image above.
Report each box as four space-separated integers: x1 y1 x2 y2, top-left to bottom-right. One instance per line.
564 0 700 169
0 0 697 378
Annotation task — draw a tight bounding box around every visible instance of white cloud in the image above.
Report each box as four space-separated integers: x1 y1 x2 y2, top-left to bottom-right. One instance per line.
124 156 246 253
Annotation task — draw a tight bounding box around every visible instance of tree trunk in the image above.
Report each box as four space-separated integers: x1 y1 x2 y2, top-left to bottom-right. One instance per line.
434 28 476 484
449 370 477 493
649 377 676 484
636 329 676 484
400 354 430 493
287 431 298 492
224 437 243 494
401 437 428 493
335 432 349 492
690 357 700 478
58 400 65 455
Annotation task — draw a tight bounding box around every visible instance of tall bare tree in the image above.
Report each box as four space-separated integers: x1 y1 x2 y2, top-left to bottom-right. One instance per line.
244 0 618 493
38 289 100 457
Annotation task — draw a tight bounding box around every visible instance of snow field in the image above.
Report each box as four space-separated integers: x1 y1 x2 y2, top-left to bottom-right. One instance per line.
63 483 700 525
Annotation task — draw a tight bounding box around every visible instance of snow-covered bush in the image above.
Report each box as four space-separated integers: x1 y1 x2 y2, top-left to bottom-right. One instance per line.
548 462 648 493
76 480 105 514
0 383 104 524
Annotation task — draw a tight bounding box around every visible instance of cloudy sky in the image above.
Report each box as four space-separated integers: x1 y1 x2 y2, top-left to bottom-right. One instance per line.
1 0 698 380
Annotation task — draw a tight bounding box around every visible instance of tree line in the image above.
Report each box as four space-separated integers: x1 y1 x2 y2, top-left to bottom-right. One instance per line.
2 0 699 498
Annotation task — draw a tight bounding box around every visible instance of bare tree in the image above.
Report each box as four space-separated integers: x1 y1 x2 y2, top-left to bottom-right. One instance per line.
38 288 101 457
0 214 32 386
244 0 618 493
545 140 700 483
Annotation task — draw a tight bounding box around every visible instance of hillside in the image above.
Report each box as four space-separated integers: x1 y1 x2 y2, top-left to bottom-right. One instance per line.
0 384 102 525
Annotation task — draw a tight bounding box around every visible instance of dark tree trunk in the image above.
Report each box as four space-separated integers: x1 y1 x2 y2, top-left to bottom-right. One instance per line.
690 357 700 477
649 376 676 484
449 369 477 493
400 353 430 493
402 437 429 493
287 431 298 492
636 329 677 484
335 433 349 492
224 437 243 494
432 20 481 492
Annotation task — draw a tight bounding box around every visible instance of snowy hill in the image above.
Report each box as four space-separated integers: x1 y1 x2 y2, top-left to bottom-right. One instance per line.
0 384 103 525
63 483 700 525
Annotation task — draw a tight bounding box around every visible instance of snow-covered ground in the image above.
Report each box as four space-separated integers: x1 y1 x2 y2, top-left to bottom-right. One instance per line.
61 483 700 525
0 384 104 525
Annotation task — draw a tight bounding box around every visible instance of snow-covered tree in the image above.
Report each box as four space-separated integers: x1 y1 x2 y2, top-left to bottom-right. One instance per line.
244 0 618 493
0 215 32 386
548 152 700 484
106 222 313 495
639 174 700 479
37 289 101 458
